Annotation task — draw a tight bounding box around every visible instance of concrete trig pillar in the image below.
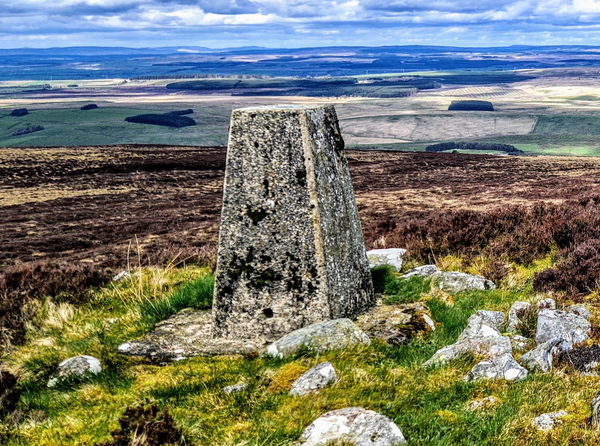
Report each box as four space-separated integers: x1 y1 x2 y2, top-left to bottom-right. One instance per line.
213 104 374 341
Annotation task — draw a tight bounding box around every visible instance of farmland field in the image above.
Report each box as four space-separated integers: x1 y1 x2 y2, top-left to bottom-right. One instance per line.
3 68 600 154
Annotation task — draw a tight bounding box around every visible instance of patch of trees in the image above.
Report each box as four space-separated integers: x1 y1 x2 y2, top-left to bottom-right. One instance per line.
11 125 44 137
448 100 494 111
10 108 29 117
425 142 524 155
167 109 194 115
80 104 98 110
125 113 196 128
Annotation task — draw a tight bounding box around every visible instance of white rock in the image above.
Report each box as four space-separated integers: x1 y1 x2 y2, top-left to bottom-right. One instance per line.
47 355 102 387
535 309 590 348
532 411 567 431
367 249 407 271
400 264 440 279
223 382 247 394
112 271 131 282
424 311 510 367
507 301 532 333
290 362 337 396
430 271 496 293
465 353 528 382
298 407 406 446
265 319 370 359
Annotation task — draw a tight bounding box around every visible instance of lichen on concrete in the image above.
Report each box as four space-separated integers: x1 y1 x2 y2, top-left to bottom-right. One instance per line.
213 104 374 341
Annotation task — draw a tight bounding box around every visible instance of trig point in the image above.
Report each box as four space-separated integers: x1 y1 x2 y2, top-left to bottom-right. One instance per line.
213 104 374 341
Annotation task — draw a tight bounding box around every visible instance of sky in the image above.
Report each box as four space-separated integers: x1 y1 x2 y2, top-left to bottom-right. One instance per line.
2 0 600 49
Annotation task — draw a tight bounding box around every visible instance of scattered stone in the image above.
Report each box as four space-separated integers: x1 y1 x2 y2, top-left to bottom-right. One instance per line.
509 334 530 352
430 271 495 294
532 411 567 431
465 353 528 382
535 309 590 348
265 319 370 359
118 309 265 361
47 355 102 387
590 391 600 427
466 396 499 411
356 302 435 346
290 362 337 396
112 271 131 282
0 368 20 416
367 248 407 271
424 310 510 367
568 305 591 320
520 338 568 373
400 264 440 279
298 407 406 446
213 104 374 341
507 301 532 333
557 345 600 374
537 298 556 310
223 383 247 394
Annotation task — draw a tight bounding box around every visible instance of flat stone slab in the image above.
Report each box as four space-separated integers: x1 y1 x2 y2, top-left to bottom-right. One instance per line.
117 309 266 362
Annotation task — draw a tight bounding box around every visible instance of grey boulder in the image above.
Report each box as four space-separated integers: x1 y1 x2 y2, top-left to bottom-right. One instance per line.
298 407 406 446
400 264 440 279
47 355 101 387
290 362 337 396
465 353 528 382
424 311 510 367
367 249 407 271
265 319 370 359
520 338 568 373
568 305 591 320
430 271 495 293
535 309 590 348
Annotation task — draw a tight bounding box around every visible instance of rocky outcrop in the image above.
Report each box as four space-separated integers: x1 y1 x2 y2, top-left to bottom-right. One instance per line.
265 319 370 359
47 355 102 387
356 302 435 346
430 271 495 293
520 338 567 373
298 407 406 445
466 353 528 382
535 309 590 348
367 248 407 271
424 310 510 367
290 362 337 396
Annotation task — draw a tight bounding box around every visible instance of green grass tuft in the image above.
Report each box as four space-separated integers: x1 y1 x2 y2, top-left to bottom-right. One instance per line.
139 275 214 327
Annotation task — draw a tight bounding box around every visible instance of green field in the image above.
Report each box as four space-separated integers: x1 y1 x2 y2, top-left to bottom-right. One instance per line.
0 105 230 147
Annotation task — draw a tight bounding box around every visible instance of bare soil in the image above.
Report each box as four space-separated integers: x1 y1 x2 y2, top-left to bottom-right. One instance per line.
4 146 600 272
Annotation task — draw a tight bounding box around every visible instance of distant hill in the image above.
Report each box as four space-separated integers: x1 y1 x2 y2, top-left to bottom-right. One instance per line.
3 45 600 81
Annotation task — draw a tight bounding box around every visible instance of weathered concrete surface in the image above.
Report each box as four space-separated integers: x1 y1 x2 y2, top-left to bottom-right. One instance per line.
213 104 374 341
117 309 264 361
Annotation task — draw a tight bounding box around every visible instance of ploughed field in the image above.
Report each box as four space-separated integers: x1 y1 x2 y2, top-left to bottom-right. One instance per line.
4 145 600 273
